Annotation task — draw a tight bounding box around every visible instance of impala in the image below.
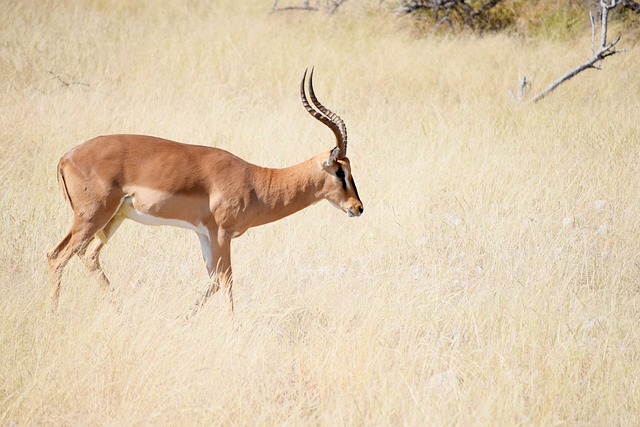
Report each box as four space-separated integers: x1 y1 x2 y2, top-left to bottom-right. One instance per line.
47 69 363 317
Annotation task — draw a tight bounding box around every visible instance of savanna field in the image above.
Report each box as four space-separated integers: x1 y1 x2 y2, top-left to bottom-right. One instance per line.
1 1 639 425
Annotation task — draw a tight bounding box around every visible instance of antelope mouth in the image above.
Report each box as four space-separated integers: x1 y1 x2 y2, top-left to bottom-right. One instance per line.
346 206 364 217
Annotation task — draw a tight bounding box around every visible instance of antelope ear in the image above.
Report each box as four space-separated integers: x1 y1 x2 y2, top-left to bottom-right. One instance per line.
324 147 340 168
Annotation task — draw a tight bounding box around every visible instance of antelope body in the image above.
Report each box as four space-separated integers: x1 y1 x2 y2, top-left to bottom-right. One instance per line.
47 70 363 317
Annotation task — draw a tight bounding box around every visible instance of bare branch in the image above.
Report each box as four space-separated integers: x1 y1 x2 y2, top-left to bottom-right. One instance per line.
590 10 596 56
517 76 530 103
395 1 427 14
621 0 640 13
271 0 344 14
600 0 617 48
271 0 317 12
522 1 623 103
469 0 504 19
431 16 454 33
327 0 347 14
49 71 90 88
531 37 621 103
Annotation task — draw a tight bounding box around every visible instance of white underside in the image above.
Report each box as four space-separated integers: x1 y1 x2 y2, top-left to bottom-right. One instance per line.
95 195 245 272
126 195 214 263
119 196 207 235
105 195 226 272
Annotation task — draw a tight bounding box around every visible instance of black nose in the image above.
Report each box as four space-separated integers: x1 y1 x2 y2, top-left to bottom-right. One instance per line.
358 206 364 214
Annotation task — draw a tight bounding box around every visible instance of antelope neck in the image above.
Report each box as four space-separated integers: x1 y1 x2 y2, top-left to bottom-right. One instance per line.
250 157 325 220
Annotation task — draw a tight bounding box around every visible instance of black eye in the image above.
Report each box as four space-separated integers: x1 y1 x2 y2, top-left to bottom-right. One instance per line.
335 167 347 190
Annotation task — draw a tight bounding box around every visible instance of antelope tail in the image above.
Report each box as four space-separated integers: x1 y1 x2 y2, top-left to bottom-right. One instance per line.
56 162 74 211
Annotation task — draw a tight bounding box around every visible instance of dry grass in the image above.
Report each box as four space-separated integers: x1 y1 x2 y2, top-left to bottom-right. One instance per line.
1 1 639 425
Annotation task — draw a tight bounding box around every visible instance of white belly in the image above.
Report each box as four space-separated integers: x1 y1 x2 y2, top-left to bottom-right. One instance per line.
119 196 207 235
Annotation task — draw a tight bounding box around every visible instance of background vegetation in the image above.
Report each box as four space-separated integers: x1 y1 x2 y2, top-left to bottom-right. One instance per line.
1 0 639 425
396 0 640 36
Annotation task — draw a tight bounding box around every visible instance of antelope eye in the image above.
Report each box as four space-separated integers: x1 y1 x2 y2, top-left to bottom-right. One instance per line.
335 167 347 190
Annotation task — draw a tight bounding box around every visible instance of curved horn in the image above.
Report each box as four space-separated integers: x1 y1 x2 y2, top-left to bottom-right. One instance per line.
308 68 347 157
300 69 346 160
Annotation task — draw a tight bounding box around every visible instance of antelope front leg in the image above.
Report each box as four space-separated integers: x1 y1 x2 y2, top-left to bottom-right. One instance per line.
212 232 234 318
218 241 234 318
187 230 233 319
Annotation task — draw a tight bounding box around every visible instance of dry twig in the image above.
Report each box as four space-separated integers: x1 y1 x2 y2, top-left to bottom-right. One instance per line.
521 0 623 103
271 0 346 14
49 71 90 88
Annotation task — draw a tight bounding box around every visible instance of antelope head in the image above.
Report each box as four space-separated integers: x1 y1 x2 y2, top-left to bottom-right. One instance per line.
301 69 364 218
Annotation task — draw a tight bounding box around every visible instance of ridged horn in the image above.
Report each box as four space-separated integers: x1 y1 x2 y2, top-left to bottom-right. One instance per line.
300 68 347 160
308 68 347 157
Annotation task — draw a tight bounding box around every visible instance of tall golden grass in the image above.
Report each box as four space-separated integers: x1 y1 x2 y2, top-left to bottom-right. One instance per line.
1 1 639 424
